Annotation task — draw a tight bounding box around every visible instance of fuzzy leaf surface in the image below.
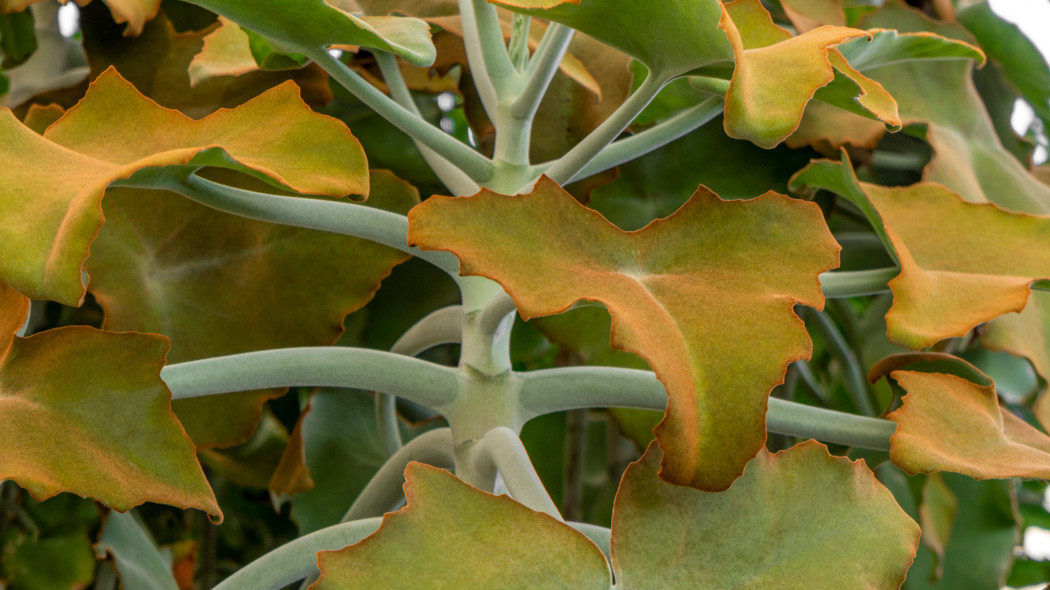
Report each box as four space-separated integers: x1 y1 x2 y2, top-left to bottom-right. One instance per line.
792 156 1050 348
86 170 415 448
612 441 919 589
0 284 220 520
0 68 367 306
409 177 838 490
313 463 611 589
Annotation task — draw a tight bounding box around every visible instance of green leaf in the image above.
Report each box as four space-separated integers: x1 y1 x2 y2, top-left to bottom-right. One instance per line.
792 155 1050 349
0 9 36 68
489 0 733 83
94 510 179 590
0 66 367 306
181 0 436 66
0 529 95 590
314 462 611 589
956 1 1050 132
919 473 957 583
86 169 415 448
0 283 221 520
611 441 919 588
409 177 839 491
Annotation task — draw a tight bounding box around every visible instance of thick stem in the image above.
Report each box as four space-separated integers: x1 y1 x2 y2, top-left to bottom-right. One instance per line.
160 347 460 412
563 96 723 183
457 0 506 118
376 306 464 455
342 429 455 522
373 51 480 196
471 426 561 519
311 50 494 183
116 172 462 279
545 72 669 185
517 366 895 451
819 267 897 298
511 24 574 121
212 517 383 590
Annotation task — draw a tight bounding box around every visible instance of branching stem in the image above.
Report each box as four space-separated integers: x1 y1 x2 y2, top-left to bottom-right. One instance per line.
472 426 562 519
517 366 895 451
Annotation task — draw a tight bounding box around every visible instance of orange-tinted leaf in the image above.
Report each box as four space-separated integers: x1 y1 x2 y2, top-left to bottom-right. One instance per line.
87 170 416 448
0 0 160 36
983 293 1050 428
792 155 1050 349
187 16 259 86
313 463 611 588
779 0 845 33
883 369 1050 481
0 67 367 306
612 441 919 588
80 7 332 119
0 285 220 520
409 177 839 491
21 103 64 134
720 0 898 148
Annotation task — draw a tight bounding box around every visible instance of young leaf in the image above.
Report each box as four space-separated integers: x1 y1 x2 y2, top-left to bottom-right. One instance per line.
611 441 919 588
719 0 898 148
792 155 1050 349
313 463 611 588
409 177 839 491
0 67 367 306
86 170 416 448
0 284 221 521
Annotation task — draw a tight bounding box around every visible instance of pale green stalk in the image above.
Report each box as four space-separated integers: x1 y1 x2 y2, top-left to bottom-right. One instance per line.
472 426 562 519
478 291 518 341
563 96 724 183
343 429 455 522
311 49 494 183
545 73 669 185
457 0 507 115
373 51 480 196
511 23 575 121
116 172 462 279
376 306 464 455
517 366 895 451
212 517 383 590
160 347 459 412
507 14 531 71
819 267 898 298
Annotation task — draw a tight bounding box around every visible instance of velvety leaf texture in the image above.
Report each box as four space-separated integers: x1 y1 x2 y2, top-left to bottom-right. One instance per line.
314 463 611 589
886 370 1050 481
87 170 416 448
792 156 1050 349
611 441 919 589
0 284 220 521
409 177 839 491
0 67 368 307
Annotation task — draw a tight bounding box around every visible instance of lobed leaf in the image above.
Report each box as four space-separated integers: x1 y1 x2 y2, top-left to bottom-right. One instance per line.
0 67 367 306
792 155 1050 349
86 170 415 448
611 441 919 589
409 177 839 491
879 368 1050 481
313 462 611 588
0 283 220 521
181 0 435 66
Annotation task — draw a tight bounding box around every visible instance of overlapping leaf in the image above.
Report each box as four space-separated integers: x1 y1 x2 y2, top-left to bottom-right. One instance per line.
719 0 897 148
0 67 367 306
612 441 919 588
181 0 435 66
314 463 611 588
871 358 1050 481
409 177 839 491
0 284 220 520
95 510 180 590
1 0 161 36
87 170 416 448
792 155 1050 349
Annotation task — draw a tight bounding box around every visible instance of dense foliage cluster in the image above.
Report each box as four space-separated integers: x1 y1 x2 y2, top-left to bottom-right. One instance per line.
1 0 1049 587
